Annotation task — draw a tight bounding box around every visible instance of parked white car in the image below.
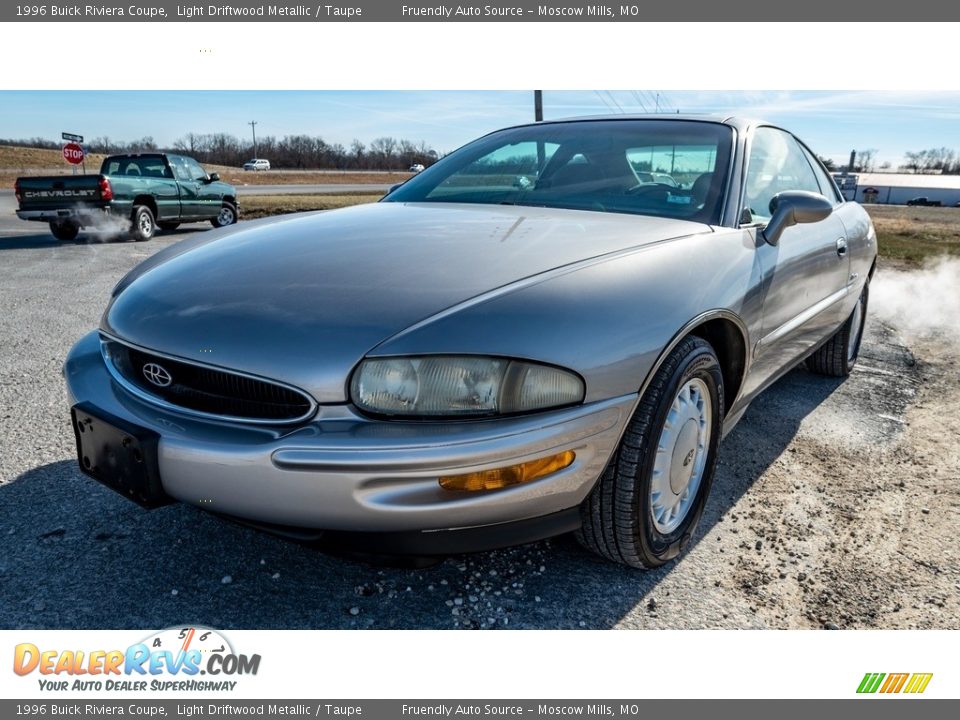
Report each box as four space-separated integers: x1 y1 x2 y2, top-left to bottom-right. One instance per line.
409 163 425 173
243 159 271 172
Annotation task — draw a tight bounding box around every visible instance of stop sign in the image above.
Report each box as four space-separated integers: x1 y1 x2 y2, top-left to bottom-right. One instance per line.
62 142 84 165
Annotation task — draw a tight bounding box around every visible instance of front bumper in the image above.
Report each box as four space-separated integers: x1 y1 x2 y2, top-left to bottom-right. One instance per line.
65 331 635 546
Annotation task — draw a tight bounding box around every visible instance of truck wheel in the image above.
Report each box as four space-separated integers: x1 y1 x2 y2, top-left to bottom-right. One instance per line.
806 282 869 378
49 221 79 242
129 205 156 242
211 201 237 228
158 221 180 232
576 336 724 569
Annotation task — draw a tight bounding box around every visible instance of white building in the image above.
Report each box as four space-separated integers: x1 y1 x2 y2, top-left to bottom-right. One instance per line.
832 172 960 206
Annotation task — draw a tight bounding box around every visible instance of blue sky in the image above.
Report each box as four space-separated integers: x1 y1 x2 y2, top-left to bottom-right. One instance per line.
2 90 959 167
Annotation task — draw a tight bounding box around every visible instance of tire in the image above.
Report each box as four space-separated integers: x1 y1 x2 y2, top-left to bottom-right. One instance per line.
577 336 725 569
129 205 156 242
806 282 869 377
211 201 238 228
49 221 79 242
158 221 180 232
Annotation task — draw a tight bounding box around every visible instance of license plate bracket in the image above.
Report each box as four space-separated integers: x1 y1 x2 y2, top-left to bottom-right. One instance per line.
71 402 172 508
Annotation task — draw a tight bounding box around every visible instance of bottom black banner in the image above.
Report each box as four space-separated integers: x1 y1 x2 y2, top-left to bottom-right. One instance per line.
2 700 956 719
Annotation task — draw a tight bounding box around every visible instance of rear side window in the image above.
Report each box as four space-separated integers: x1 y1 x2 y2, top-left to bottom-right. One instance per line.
743 127 823 223
102 157 172 179
798 142 843 204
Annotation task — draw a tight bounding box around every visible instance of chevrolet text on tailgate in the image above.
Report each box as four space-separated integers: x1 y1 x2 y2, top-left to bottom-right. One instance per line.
64 116 877 568
14 153 238 241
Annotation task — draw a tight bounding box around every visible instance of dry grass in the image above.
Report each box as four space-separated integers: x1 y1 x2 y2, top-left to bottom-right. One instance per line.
865 205 960 265
239 194 383 219
0 144 107 179
0 144 412 187
219 170 410 186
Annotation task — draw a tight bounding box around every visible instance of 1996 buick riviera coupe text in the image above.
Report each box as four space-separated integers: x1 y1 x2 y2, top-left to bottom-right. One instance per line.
66 117 876 568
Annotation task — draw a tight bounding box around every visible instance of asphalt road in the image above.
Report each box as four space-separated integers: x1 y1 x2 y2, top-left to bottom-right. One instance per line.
0 223 956 630
236 183 393 195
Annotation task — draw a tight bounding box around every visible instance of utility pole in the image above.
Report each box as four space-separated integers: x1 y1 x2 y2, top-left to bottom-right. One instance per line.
249 120 258 159
534 91 545 171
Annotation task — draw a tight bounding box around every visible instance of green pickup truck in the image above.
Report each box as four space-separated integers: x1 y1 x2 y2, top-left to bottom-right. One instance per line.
14 153 239 241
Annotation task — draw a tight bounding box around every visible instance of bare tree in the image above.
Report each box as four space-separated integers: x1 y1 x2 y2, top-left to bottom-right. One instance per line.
4 132 438 171
855 149 877 173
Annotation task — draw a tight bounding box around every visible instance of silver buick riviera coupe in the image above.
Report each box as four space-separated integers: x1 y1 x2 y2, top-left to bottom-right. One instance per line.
66 116 876 568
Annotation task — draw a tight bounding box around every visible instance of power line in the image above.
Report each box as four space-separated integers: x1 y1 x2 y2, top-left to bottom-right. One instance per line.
594 90 616 113
605 91 625 113
630 91 649 113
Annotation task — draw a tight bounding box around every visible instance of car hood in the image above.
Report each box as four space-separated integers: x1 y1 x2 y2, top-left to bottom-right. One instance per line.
103 202 709 403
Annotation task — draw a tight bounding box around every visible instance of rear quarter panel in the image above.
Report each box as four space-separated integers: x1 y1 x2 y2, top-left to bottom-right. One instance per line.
834 201 877 314
105 175 181 221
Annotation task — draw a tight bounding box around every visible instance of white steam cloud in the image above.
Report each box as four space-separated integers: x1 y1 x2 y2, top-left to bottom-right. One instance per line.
870 257 960 340
74 204 135 239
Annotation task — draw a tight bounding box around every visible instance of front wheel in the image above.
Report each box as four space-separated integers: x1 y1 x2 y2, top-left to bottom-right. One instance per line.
49 221 79 242
806 282 869 377
577 336 724 569
129 205 156 242
211 201 238 228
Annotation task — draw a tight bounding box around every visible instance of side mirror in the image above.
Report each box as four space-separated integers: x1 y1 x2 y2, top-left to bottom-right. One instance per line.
762 191 833 246
208 172 220 182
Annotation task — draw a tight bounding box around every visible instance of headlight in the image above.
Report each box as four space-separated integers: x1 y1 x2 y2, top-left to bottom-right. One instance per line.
350 356 585 418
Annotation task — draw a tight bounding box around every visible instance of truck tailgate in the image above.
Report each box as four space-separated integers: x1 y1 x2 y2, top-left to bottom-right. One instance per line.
16 176 105 210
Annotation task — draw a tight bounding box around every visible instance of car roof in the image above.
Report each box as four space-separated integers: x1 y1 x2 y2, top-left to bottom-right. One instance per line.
498 114 758 133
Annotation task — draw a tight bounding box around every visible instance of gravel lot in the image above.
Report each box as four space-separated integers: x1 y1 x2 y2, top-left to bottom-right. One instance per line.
0 223 957 630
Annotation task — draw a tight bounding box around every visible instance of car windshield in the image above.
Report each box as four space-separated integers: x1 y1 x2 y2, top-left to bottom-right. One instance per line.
383 119 733 223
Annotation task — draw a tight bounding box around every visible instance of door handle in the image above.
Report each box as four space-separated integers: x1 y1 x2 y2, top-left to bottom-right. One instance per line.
836 238 848 257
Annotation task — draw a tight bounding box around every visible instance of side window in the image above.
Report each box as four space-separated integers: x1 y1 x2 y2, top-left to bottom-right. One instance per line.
743 127 822 223
170 157 192 182
798 142 843 204
183 158 208 181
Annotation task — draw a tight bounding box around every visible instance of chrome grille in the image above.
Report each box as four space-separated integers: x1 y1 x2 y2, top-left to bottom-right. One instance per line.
102 337 316 424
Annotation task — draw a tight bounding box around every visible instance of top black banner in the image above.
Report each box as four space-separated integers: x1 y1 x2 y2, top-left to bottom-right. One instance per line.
2 1 954 21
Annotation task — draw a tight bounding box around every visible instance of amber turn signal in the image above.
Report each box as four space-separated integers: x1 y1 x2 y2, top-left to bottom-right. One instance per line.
439 450 576 492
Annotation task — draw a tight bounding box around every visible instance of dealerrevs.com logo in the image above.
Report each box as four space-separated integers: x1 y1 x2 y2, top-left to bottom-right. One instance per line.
857 673 933 695
13 627 260 692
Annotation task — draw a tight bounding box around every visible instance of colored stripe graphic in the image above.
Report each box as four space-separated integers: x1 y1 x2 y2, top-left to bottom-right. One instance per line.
904 673 933 694
880 673 909 693
857 673 885 693
857 672 932 694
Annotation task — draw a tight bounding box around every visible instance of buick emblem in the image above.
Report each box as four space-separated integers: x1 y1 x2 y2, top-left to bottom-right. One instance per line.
142 363 172 388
